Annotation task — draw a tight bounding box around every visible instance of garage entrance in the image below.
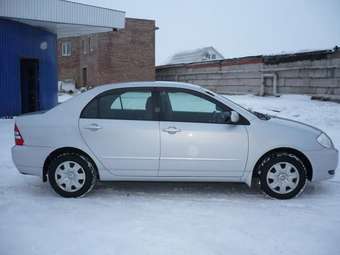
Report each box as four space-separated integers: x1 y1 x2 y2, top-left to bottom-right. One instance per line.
20 59 39 113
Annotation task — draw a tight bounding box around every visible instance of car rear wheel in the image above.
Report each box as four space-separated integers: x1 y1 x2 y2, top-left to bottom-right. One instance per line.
48 153 96 197
258 152 307 199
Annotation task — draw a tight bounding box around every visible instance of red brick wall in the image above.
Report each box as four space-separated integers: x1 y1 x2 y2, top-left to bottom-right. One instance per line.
57 18 156 88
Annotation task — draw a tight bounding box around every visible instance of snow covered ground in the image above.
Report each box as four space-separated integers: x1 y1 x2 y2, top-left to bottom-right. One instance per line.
1 94 340 255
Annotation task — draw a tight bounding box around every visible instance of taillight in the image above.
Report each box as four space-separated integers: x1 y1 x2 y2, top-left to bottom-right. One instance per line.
14 124 24 146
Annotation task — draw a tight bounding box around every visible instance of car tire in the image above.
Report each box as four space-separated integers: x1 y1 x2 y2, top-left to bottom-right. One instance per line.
258 152 307 199
47 153 97 198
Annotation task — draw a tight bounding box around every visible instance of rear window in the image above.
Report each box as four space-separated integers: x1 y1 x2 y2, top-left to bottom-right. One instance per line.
80 88 155 121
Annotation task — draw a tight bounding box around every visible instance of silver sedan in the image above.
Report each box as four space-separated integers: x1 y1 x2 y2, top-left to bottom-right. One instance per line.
12 82 338 199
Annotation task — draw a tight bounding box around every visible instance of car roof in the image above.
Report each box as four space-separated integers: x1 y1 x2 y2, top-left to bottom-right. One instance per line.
89 81 203 94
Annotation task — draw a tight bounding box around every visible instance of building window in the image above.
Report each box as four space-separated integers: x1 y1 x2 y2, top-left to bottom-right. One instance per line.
82 67 87 86
203 53 217 61
89 37 94 52
203 53 211 60
62 42 71 56
82 39 88 55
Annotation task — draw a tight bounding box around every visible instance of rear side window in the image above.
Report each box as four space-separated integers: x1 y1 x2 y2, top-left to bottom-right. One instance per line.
110 92 150 110
81 99 98 118
80 88 155 121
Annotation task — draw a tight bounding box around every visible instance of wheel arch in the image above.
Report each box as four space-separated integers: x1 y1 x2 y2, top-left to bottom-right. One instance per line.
43 147 99 182
252 147 313 181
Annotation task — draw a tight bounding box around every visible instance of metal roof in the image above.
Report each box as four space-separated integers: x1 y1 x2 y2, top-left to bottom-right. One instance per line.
0 0 125 38
165 47 224 65
157 47 340 69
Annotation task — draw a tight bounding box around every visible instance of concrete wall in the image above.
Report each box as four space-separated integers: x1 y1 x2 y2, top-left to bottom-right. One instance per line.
156 50 340 97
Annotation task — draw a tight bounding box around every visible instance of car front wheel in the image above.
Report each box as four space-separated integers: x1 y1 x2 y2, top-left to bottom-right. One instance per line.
48 153 97 197
258 152 307 199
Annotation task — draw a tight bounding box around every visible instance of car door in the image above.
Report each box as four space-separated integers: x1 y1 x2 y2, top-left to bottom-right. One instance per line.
79 87 160 176
159 88 249 177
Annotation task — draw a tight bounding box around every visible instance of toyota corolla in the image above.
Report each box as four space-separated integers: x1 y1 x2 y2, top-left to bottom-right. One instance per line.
11 82 338 199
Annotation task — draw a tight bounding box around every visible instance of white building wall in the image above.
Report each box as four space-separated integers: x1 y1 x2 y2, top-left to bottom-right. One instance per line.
0 0 125 29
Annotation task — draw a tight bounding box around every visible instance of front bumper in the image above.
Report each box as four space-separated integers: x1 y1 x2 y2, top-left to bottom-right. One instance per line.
305 147 339 182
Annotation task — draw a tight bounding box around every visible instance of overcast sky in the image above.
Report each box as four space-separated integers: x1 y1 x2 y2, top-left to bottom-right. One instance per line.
75 0 340 65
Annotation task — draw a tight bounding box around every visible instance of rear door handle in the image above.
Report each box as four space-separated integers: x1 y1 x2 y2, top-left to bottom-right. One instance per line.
84 123 102 131
162 126 181 134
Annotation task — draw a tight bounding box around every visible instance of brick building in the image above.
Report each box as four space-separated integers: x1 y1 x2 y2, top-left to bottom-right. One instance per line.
58 18 156 88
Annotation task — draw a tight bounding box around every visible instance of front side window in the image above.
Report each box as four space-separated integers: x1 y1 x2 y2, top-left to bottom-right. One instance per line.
168 92 218 113
81 88 155 121
160 89 229 123
62 42 71 56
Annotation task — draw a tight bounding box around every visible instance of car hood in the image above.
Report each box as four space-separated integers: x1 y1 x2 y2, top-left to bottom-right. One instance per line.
268 115 322 136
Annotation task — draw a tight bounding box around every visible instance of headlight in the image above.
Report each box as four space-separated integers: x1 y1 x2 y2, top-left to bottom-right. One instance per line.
317 133 332 148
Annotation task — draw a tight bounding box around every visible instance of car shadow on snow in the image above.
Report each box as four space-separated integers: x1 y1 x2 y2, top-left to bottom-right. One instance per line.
96 181 257 195
88 180 337 200
16 176 336 200
89 181 262 201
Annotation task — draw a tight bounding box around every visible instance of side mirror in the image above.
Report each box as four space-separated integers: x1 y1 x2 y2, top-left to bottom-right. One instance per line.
219 111 240 124
230 111 240 123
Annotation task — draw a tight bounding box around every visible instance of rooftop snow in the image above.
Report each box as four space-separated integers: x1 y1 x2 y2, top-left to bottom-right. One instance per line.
165 47 224 65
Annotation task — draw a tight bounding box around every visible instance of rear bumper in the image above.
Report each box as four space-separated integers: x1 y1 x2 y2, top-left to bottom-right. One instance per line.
11 145 51 177
305 148 339 182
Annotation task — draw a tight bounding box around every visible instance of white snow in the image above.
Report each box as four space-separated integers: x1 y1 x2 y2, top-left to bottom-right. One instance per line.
58 80 76 93
58 92 78 103
0 94 340 255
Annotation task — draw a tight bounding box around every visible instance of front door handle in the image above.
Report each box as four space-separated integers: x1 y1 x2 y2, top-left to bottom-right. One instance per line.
84 123 102 131
163 126 181 134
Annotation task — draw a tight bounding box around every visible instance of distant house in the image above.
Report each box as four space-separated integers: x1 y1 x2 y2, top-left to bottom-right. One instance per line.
166 47 224 65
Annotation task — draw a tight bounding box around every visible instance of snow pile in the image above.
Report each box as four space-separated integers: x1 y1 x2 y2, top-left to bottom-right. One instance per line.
0 95 340 255
58 80 77 93
58 93 74 103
